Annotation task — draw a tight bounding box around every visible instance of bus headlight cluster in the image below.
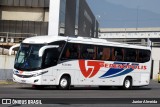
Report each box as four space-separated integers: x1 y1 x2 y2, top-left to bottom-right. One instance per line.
33 71 48 77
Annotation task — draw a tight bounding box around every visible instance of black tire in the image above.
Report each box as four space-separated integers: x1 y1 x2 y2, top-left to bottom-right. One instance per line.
58 76 70 90
123 77 132 90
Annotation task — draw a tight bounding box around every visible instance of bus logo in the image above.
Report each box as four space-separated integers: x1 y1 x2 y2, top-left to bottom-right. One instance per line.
79 60 147 78
79 60 104 78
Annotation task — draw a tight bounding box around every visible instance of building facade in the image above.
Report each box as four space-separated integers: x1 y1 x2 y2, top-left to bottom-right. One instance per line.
0 0 98 44
0 0 49 44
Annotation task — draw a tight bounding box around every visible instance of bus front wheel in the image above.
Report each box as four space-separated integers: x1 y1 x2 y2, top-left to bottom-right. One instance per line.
58 76 70 90
123 77 132 90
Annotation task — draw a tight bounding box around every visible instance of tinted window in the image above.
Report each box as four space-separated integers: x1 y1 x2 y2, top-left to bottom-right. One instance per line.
61 43 97 60
97 46 111 61
60 42 151 63
61 43 80 60
124 49 137 62
42 48 59 68
49 41 66 54
138 50 151 63
112 47 124 61
80 44 96 60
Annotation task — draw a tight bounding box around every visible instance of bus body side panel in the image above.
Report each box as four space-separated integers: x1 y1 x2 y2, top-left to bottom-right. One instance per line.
55 60 80 85
129 61 151 86
42 59 151 86
41 67 57 85
77 60 151 86
13 59 151 87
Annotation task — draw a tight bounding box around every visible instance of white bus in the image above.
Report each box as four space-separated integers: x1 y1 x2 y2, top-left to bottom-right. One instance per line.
9 36 151 90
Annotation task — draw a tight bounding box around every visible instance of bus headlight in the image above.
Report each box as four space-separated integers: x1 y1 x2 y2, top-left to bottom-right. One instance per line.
33 71 48 77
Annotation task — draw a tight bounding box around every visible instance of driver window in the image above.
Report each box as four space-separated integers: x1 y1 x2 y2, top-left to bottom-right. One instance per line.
43 48 58 68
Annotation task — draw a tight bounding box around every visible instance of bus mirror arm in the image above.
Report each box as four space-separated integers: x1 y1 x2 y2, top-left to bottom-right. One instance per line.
39 45 59 57
9 44 20 55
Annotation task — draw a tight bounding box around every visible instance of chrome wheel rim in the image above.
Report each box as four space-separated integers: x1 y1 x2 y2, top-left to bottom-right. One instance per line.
125 80 130 88
60 78 68 88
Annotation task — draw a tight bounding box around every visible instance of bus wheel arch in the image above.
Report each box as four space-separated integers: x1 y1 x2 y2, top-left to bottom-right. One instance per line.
123 76 132 90
58 74 71 90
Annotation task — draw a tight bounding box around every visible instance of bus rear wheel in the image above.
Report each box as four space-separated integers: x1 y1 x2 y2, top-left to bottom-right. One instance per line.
58 76 70 90
123 77 132 90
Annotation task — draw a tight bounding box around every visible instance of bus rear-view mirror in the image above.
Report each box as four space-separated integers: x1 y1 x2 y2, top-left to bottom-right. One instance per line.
39 45 59 57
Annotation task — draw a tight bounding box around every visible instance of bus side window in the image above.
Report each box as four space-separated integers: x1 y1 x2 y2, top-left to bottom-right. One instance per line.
138 50 151 63
101 47 110 60
69 44 79 59
124 49 136 62
61 49 67 60
111 48 116 61
97 46 102 60
144 50 151 62
65 48 70 58
61 43 79 60
138 50 144 63
93 46 97 60
61 45 70 60
80 44 95 60
97 46 110 61
112 48 123 61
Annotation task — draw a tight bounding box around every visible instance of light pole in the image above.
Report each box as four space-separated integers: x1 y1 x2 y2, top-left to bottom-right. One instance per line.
95 15 101 38
96 15 101 24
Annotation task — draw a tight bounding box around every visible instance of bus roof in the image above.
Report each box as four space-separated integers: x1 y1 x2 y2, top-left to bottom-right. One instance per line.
22 36 151 50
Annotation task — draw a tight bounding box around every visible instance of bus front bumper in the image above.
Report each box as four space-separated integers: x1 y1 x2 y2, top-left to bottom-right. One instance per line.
13 74 41 85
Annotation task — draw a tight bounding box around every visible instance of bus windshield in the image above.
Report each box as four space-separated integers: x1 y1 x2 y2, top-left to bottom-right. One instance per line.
14 43 44 71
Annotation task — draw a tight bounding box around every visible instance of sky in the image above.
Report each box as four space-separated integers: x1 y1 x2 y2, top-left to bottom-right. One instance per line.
86 0 160 28
104 0 160 14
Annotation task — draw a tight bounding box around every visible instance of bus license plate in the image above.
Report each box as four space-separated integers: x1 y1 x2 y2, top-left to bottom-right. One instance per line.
21 80 26 83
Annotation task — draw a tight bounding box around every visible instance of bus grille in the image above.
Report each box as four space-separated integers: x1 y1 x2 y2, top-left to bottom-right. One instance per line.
15 74 33 78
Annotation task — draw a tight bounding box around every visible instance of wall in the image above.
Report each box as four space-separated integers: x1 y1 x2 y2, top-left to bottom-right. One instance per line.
0 55 15 80
152 47 160 79
1 7 48 22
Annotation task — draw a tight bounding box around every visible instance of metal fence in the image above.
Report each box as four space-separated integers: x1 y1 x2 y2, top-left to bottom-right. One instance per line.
117 41 160 47
0 32 37 43
0 20 48 55
0 32 37 55
0 20 48 36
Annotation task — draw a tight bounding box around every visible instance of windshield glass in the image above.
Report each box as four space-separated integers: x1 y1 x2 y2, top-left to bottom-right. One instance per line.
14 43 44 71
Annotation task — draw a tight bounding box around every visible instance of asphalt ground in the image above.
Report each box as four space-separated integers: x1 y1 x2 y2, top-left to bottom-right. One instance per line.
0 80 160 107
